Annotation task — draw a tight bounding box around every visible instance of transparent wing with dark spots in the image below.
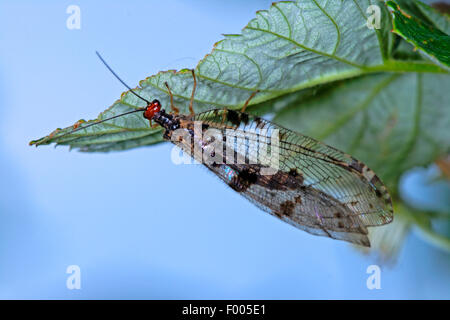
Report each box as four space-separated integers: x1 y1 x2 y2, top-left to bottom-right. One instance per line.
191 109 394 247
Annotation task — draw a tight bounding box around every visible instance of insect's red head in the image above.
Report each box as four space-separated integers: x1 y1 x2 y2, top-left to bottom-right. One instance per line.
143 99 161 120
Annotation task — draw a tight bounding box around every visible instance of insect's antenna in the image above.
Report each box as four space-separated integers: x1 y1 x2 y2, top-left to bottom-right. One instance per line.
54 108 145 140
95 51 151 105
50 52 154 142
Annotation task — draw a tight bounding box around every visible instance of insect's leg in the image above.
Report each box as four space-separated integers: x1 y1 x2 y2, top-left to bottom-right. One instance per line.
221 108 227 124
240 90 260 113
164 82 180 114
188 69 197 116
149 119 159 129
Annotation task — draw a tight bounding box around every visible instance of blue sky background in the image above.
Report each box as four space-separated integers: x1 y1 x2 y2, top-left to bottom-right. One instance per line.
0 0 449 299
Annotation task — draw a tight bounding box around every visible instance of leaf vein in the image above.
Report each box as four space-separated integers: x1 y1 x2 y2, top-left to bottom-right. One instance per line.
312 0 341 55
246 26 363 68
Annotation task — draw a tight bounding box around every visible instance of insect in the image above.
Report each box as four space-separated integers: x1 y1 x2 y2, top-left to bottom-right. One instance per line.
44 52 394 247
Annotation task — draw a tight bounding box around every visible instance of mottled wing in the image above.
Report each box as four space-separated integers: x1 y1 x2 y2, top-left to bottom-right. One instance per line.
190 109 393 247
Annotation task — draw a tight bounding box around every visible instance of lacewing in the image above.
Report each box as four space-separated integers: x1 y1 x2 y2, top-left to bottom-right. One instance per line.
32 53 393 247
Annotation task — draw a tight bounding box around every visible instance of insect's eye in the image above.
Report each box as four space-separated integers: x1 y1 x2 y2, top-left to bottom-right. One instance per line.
151 99 161 112
152 99 161 107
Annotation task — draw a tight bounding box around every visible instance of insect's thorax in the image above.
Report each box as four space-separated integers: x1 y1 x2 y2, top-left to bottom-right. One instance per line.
152 110 188 139
153 110 204 156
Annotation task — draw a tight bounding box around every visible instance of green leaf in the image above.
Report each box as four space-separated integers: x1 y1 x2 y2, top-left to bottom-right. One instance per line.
273 72 450 191
391 0 432 23
388 1 450 70
416 1 450 34
30 0 446 152
391 1 450 34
